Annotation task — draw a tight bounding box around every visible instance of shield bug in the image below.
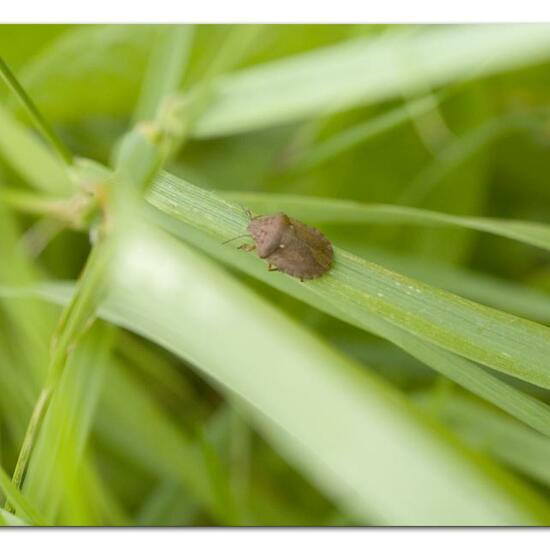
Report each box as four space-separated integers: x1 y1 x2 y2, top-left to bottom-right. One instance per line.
228 212 333 281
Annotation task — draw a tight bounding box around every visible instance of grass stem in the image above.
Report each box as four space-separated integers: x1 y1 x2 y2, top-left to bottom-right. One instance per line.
0 57 73 166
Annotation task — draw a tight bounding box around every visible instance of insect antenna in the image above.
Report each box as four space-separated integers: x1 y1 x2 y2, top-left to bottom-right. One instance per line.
222 233 250 245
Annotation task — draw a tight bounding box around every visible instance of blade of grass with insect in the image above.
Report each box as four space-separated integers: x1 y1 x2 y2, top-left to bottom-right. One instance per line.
2 24 550 527
5 176 550 453
137 175 550 438
178 232 550 439
192 25 550 138
220 191 550 254
149 173 550 388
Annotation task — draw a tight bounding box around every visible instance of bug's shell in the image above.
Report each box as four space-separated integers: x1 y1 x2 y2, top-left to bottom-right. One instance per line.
247 213 333 280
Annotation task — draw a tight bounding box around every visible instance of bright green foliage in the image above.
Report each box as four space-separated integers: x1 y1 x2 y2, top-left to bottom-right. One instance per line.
0 24 550 526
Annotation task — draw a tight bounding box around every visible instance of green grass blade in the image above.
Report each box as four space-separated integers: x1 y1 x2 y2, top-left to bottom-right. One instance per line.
14 25 157 123
8 239 113 510
344 247 550 324
0 509 28 526
0 463 47 525
0 103 72 193
22 324 115 524
133 25 194 122
149 173 550 389
0 57 73 165
14 257 550 447
222 191 550 254
96 359 238 525
90 221 550 524
145 219 550 440
14 237 548 524
192 25 550 137
139 211 550 443
290 94 442 172
422 394 550 488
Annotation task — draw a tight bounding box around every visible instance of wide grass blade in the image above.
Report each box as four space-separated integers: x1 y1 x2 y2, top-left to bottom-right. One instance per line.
192 25 550 138
140 175 550 439
23 221 550 524
94 222 550 524
149 173 550 389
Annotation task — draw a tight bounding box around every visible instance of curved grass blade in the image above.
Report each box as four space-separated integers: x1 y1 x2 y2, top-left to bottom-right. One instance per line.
0 57 72 165
289 94 442 173
93 224 550 523
144 212 550 442
343 247 550 324
149 173 550 389
222 191 550 254
49 221 550 525
192 25 550 138
0 463 47 525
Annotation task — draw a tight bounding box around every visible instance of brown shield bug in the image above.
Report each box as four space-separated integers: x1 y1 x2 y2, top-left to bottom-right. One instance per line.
226 211 333 281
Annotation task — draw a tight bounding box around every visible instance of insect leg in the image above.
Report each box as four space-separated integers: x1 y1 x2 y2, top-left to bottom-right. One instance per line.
238 243 256 252
222 233 251 245
238 203 259 221
267 264 279 272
